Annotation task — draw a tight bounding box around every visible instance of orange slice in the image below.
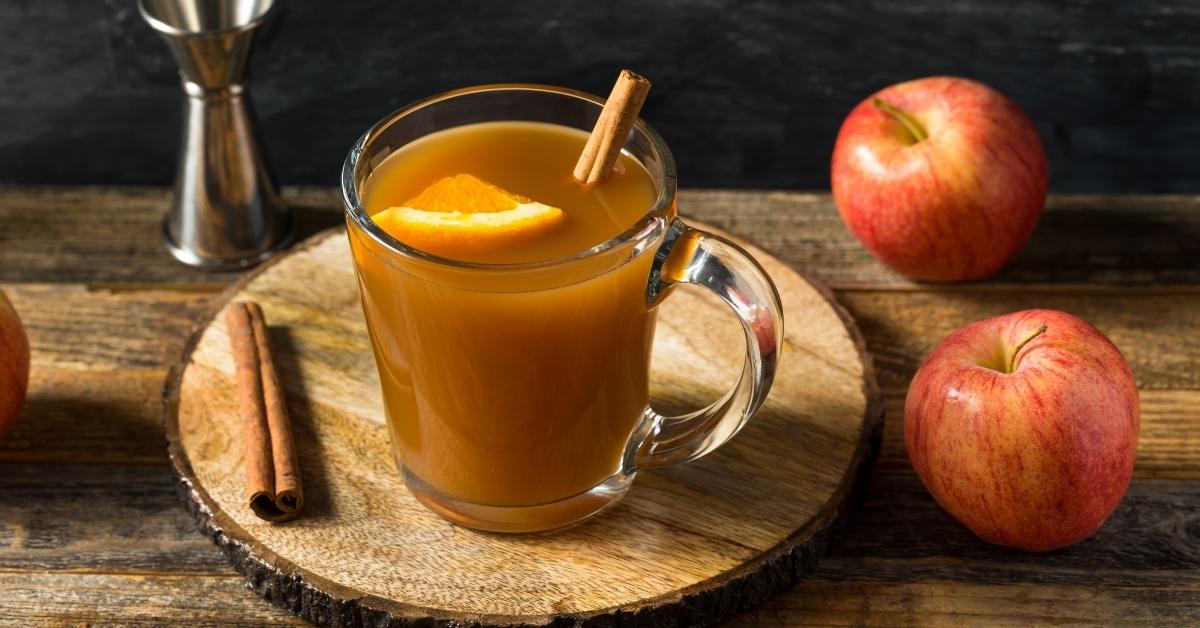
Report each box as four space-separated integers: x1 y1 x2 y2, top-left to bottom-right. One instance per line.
403 174 531 213
371 174 566 258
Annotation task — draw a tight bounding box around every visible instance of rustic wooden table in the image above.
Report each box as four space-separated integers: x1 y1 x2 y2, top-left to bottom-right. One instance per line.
0 187 1197 625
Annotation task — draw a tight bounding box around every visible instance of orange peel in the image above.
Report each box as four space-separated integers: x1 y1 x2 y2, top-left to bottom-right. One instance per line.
371 174 566 257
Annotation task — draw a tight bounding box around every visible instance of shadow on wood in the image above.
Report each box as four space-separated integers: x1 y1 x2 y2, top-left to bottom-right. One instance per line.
266 324 335 521
993 196 1200 286
823 473 1200 585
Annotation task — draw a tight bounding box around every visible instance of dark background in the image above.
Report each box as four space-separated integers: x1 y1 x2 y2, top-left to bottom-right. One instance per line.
2 0 1194 191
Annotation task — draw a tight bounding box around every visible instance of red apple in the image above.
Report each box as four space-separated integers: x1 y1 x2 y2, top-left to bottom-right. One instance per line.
831 76 1048 281
905 309 1138 551
0 288 29 439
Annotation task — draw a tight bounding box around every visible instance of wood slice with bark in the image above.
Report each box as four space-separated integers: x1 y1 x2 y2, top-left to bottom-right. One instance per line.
163 226 882 626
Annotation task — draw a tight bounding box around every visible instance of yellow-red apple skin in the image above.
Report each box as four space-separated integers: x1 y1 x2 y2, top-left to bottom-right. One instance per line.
904 309 1139 551
831 76 1048 281
0 289 29 439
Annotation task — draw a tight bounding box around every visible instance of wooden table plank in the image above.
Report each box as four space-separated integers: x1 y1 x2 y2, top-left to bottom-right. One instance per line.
839 290 1200 391
0 464 226 573
2 284 211 370
3 573 1193 627
0 466 1194 585
0 368 169 465
699 192 1200 289
726 581 1200 626
0 187 343 287
0 464 1195 624
2 187 1198 288
820 474 1200 586
0 571 303 626
875 389 1200 479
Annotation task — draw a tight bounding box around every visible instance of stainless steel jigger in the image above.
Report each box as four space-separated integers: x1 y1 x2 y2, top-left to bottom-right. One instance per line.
140 0 293 270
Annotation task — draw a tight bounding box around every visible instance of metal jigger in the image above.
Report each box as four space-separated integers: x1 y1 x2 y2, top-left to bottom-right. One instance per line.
140 0 293 269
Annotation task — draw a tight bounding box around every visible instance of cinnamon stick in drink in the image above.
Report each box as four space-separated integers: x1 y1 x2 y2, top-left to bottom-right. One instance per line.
226 301 303 522
573 69 651 185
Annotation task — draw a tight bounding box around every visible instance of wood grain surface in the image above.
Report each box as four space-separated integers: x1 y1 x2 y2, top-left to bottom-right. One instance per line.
2 188 1197 287
165 228 881 624
0 187 1197 625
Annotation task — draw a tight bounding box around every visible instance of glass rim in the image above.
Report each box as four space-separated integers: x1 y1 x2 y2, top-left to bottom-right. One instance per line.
341 83 678 272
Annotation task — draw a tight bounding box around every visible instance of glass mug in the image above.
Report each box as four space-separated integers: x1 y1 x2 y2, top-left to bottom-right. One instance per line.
342 85 784 533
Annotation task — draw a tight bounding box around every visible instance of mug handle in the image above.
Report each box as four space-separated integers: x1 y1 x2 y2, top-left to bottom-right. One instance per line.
631 218 785 471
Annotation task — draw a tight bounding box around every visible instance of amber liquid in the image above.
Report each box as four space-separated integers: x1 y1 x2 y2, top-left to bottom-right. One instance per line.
351 121 664 507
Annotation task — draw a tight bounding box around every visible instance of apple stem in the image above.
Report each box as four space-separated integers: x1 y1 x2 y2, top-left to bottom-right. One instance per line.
872 98 929 144
1008 323 1048 373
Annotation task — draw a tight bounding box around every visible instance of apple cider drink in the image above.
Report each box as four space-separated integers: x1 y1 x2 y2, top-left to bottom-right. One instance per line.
351 121 663 507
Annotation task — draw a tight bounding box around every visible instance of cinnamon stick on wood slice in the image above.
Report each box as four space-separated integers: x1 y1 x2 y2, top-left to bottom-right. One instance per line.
573 69 652 185
246 302 304 516
226 301 303 522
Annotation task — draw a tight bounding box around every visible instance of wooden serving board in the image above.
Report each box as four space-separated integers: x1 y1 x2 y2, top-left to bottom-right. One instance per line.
164 226 883 627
